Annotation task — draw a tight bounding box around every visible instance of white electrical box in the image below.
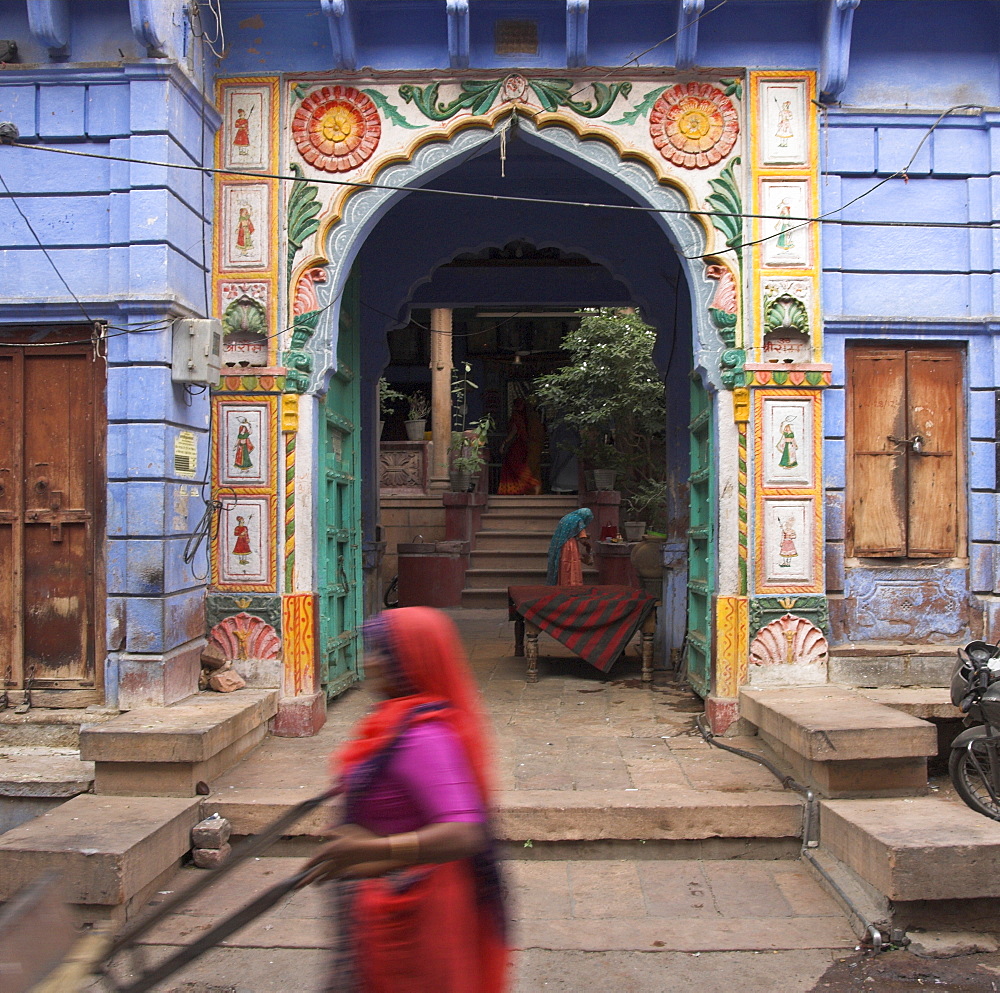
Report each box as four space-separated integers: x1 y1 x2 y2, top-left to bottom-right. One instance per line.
171 318 223 384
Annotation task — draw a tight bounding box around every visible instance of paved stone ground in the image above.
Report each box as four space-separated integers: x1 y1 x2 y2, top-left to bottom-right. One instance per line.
102 855 853 992
88 609 868 991
207 609 792 803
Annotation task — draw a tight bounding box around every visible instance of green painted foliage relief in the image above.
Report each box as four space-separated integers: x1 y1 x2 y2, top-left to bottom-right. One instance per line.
706 157 743 263
398 78 632 121
286 163 321 284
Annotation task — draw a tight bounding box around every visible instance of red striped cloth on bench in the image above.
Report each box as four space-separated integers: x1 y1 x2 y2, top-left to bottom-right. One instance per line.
508 585 657 673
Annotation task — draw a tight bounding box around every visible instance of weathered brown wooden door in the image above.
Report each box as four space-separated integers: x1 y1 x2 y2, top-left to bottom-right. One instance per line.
0 331 105 707
847 345 964 558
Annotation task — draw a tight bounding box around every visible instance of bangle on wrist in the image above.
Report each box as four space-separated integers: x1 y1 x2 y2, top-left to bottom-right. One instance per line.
388 831 420 864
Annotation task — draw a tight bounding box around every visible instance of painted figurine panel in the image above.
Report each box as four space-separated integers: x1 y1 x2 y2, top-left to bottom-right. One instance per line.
221 183 270 270
763 397 813 488
218 496 272 587
763 498 813 585
218 401 272 488
760 179 810 268
759 80 808 166
223 85 272 172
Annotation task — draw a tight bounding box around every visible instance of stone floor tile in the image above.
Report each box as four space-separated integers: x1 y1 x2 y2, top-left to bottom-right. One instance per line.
568 861 645 919
771 867 843 917
625 759 690 788
635 860 716 917
679 752 783 791
505 860 572 920
702 862 796 918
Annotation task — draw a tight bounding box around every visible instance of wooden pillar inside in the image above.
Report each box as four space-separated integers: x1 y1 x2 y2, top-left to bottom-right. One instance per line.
429 307 452 490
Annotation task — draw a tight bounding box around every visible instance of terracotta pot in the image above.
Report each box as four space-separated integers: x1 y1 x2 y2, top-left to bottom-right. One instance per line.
630 535 664 580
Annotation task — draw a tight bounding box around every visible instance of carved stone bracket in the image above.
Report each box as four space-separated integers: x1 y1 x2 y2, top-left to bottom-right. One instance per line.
750 595 829 641
206 593 283 634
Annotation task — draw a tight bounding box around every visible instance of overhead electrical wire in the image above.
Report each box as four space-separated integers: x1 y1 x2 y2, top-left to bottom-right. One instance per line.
0 103 994 348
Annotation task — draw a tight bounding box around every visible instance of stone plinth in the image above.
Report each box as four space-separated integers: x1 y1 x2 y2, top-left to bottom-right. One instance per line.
79 690 277 797
740 685 936 798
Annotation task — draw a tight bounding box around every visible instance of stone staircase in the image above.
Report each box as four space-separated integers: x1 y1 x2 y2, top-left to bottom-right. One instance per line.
460 495 595 608
739 683 1000 936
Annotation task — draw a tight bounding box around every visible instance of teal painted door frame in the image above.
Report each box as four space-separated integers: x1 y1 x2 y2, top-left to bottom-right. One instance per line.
317 270 364 697
686 373 715 698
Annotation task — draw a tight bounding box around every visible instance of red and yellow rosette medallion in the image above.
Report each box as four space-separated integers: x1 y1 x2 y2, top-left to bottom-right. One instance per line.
292 85 381 173
649 82 739 169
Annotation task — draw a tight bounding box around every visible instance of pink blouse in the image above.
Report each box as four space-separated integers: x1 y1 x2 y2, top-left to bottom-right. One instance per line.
352 720 486 835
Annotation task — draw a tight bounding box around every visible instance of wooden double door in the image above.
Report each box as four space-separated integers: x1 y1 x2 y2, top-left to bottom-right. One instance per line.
0 332 105 706
847 345 964 559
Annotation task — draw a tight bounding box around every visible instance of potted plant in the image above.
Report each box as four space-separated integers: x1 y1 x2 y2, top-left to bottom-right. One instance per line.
448 416 492 492
535 308 667 509
405 390 430 441
378 378 405 439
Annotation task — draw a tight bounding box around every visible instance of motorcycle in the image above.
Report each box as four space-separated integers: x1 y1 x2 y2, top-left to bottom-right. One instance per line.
949 640 1000 819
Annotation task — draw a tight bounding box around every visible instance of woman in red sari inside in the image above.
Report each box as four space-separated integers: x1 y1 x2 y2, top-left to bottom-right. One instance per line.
301 607 509 993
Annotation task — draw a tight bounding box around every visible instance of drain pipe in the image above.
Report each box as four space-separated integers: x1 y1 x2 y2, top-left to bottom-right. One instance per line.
695 715 884 952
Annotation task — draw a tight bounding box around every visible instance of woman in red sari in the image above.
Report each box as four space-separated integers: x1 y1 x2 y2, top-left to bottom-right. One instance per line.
301 607 509 993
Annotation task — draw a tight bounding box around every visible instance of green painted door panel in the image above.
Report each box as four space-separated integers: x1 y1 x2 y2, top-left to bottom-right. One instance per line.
318 270 364 697
686 374 714 699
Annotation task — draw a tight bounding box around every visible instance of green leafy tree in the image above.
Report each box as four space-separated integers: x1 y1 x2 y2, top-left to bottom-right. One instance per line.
534 309 667 525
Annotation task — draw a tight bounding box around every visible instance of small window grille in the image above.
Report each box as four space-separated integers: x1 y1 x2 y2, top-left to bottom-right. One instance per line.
495 20 538 55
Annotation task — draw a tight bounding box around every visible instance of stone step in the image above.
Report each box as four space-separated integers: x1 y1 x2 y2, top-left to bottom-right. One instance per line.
488 495 579 507
480 513 564 531
0 707 120 749
0 793 200 928
464 568 549 589
467 549 549 570
474 530 553 551
461 587 513 608
79 690 278 797
0 747 95 836
828 644 959 688
857 686 962 720
202 786 805 849
817 796 1000 932
740 685 937 798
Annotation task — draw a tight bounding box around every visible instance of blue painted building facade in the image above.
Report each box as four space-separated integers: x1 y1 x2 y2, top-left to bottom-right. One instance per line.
0 0 997 730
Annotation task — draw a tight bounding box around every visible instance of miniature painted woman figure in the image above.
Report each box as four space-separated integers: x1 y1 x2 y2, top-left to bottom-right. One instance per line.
234 419 255 472
776 417 799 469
547 507 594 586
235 206 255 254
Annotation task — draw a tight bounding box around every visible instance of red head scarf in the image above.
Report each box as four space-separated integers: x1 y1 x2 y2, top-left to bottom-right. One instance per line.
334 607 494 805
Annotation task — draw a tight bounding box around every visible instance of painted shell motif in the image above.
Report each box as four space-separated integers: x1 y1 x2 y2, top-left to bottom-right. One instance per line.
209 612 282 661
749 613 828 667
649 82 739 169
292 85 382 173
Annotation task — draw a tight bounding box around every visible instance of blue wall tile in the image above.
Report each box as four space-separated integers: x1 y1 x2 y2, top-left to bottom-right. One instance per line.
971 542 997 594
823 439 846 489
0 84 38 139
970 491 999 543
970 440 997 491
826 542 846 593
825 490 845 541
823 388 845 439
86 83 130 138
968 390 997 441
37 85 86 139
825 126 876 175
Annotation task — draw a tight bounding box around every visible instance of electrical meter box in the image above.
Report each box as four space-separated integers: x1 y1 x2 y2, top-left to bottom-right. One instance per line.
171 318 223 384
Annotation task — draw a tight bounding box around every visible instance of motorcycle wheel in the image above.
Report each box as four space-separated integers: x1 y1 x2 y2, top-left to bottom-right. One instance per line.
949 741 1000 820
